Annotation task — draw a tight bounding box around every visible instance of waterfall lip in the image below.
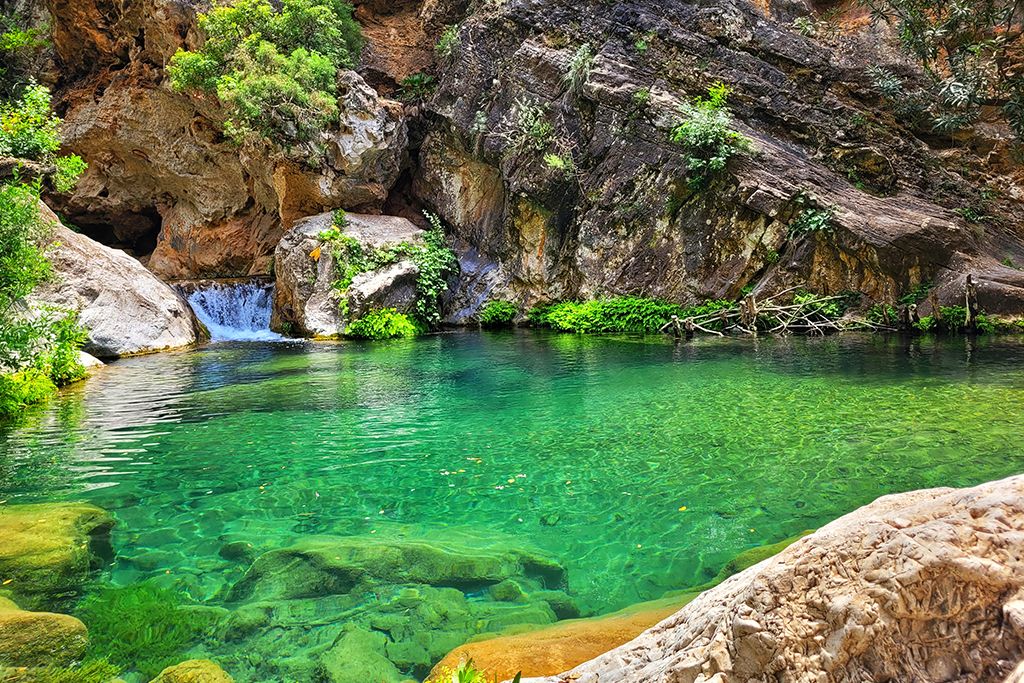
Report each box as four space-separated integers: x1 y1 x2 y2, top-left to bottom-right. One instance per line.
182 279 286 343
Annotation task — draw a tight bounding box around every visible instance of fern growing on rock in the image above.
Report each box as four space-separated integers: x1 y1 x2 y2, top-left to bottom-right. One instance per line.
669 82 753 190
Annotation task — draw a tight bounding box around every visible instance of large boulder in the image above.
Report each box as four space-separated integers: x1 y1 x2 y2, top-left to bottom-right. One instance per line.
31 204 204 358
0 597 88 668
149 659 234 683
529 475 1024 683
271 212 424 337
227 533 566 602
0 502 114 610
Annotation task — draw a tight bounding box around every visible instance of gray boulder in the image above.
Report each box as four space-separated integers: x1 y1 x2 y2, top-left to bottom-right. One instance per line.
31 203 204 358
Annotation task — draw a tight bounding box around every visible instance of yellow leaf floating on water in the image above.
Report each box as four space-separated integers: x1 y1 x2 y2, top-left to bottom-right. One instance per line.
2 579 12 585
678 506 688 512
310 246 322 261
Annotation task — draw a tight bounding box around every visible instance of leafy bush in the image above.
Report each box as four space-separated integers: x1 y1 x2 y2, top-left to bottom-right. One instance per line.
543 152 575 177
0 85 88 189
75 582 216 680
0 181 86 418
0 13 49 99
860 0 1024 137
398 73 436 101
529 296 711 334
669 83 753 190
168 0 363 144
479 300 518 328
508 97 554 152
564 44 594 95
319 211 456 326
346 308 420 340
789 206 835 235
436 24 460 59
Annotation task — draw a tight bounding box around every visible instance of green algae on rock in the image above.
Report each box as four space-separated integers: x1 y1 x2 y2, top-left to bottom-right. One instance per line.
0 503 114 610
0 596 88 668
227 533 567 602
149 659 234 683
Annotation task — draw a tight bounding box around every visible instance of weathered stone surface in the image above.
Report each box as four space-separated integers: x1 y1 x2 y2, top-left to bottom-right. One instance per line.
415 0 1024 317
227 533 566 602
271 212 424 337
31 204 203 358
430 593 697 682
47 0 408 280
529 475 1024 683
0 502 114 610
318 626 404 683
0 597 88 668
149 659 234 683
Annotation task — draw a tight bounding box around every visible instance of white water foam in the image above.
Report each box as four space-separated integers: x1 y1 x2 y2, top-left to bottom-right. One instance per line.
186 281 284 342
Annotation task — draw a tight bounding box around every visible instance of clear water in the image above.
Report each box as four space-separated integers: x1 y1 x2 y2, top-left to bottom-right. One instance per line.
3 331 1024 680
185 281 284 342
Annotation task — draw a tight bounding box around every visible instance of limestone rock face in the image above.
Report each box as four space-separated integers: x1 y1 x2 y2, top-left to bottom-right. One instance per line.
0 502 114 610
31 204 203 358
530 475 1024 683
47 0 407 280
271 212 424 337
416 0 1024 317
0 597 88 668
149 659 234 683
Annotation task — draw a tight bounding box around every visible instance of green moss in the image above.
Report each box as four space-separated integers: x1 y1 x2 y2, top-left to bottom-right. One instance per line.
711 531 814 584
74 582 216 680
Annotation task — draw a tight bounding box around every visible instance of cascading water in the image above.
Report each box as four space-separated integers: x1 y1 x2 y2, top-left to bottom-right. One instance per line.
185 280 284 342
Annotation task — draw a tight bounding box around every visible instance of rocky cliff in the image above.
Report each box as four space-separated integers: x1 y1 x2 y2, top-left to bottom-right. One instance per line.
14 0 1024 320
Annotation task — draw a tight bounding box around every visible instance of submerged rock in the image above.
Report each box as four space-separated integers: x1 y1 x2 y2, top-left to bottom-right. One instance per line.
271 212 425 337
529 475 1024 683
318 626 404 683
0 596 88 668
31 204 204 358
227 533 566 602
149 659 234 683
0 502 114 610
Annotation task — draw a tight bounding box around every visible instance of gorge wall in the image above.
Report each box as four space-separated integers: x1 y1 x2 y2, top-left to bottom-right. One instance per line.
13 0 1024 321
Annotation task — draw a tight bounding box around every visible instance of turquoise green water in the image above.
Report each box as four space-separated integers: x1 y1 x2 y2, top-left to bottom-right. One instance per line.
3 331 1024 680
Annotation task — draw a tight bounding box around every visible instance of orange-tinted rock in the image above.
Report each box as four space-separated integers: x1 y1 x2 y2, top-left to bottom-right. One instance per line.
427 593 698 682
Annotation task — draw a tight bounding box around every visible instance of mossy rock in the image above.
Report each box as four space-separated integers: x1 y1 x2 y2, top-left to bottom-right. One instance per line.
227 534 566 602
0 597 88 668
711 530 814 584
0 503 114 610
318 627 403 683
148 659 234 683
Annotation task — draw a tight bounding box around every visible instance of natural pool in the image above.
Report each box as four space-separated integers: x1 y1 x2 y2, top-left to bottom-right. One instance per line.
3 331 1024 681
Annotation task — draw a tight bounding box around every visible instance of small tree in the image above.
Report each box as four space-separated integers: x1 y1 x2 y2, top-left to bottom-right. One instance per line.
669 83 754 190
861 0 1024 136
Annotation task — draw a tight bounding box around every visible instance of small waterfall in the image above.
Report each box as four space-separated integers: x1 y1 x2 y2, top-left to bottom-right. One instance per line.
184 280 284 342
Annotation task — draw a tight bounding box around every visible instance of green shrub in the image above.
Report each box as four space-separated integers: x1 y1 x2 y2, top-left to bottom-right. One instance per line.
479 300 518 328
510 98 554 152
0 13 50 99
0 85 87 188
0 368 56 417
914 305 997 333
564 43 594 95
75 582 216 680
789 206 835 235
398 73 436 101
436 24 460 59
669 83 753 190
346 308 420 340
168 0 363 145
528 296 713 334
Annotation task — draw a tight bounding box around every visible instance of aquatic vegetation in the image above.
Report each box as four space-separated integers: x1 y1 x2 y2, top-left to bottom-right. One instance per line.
478 300 518 328
433 659 522 683
345 308 420 340
15 659 120 683
74 582 216 679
